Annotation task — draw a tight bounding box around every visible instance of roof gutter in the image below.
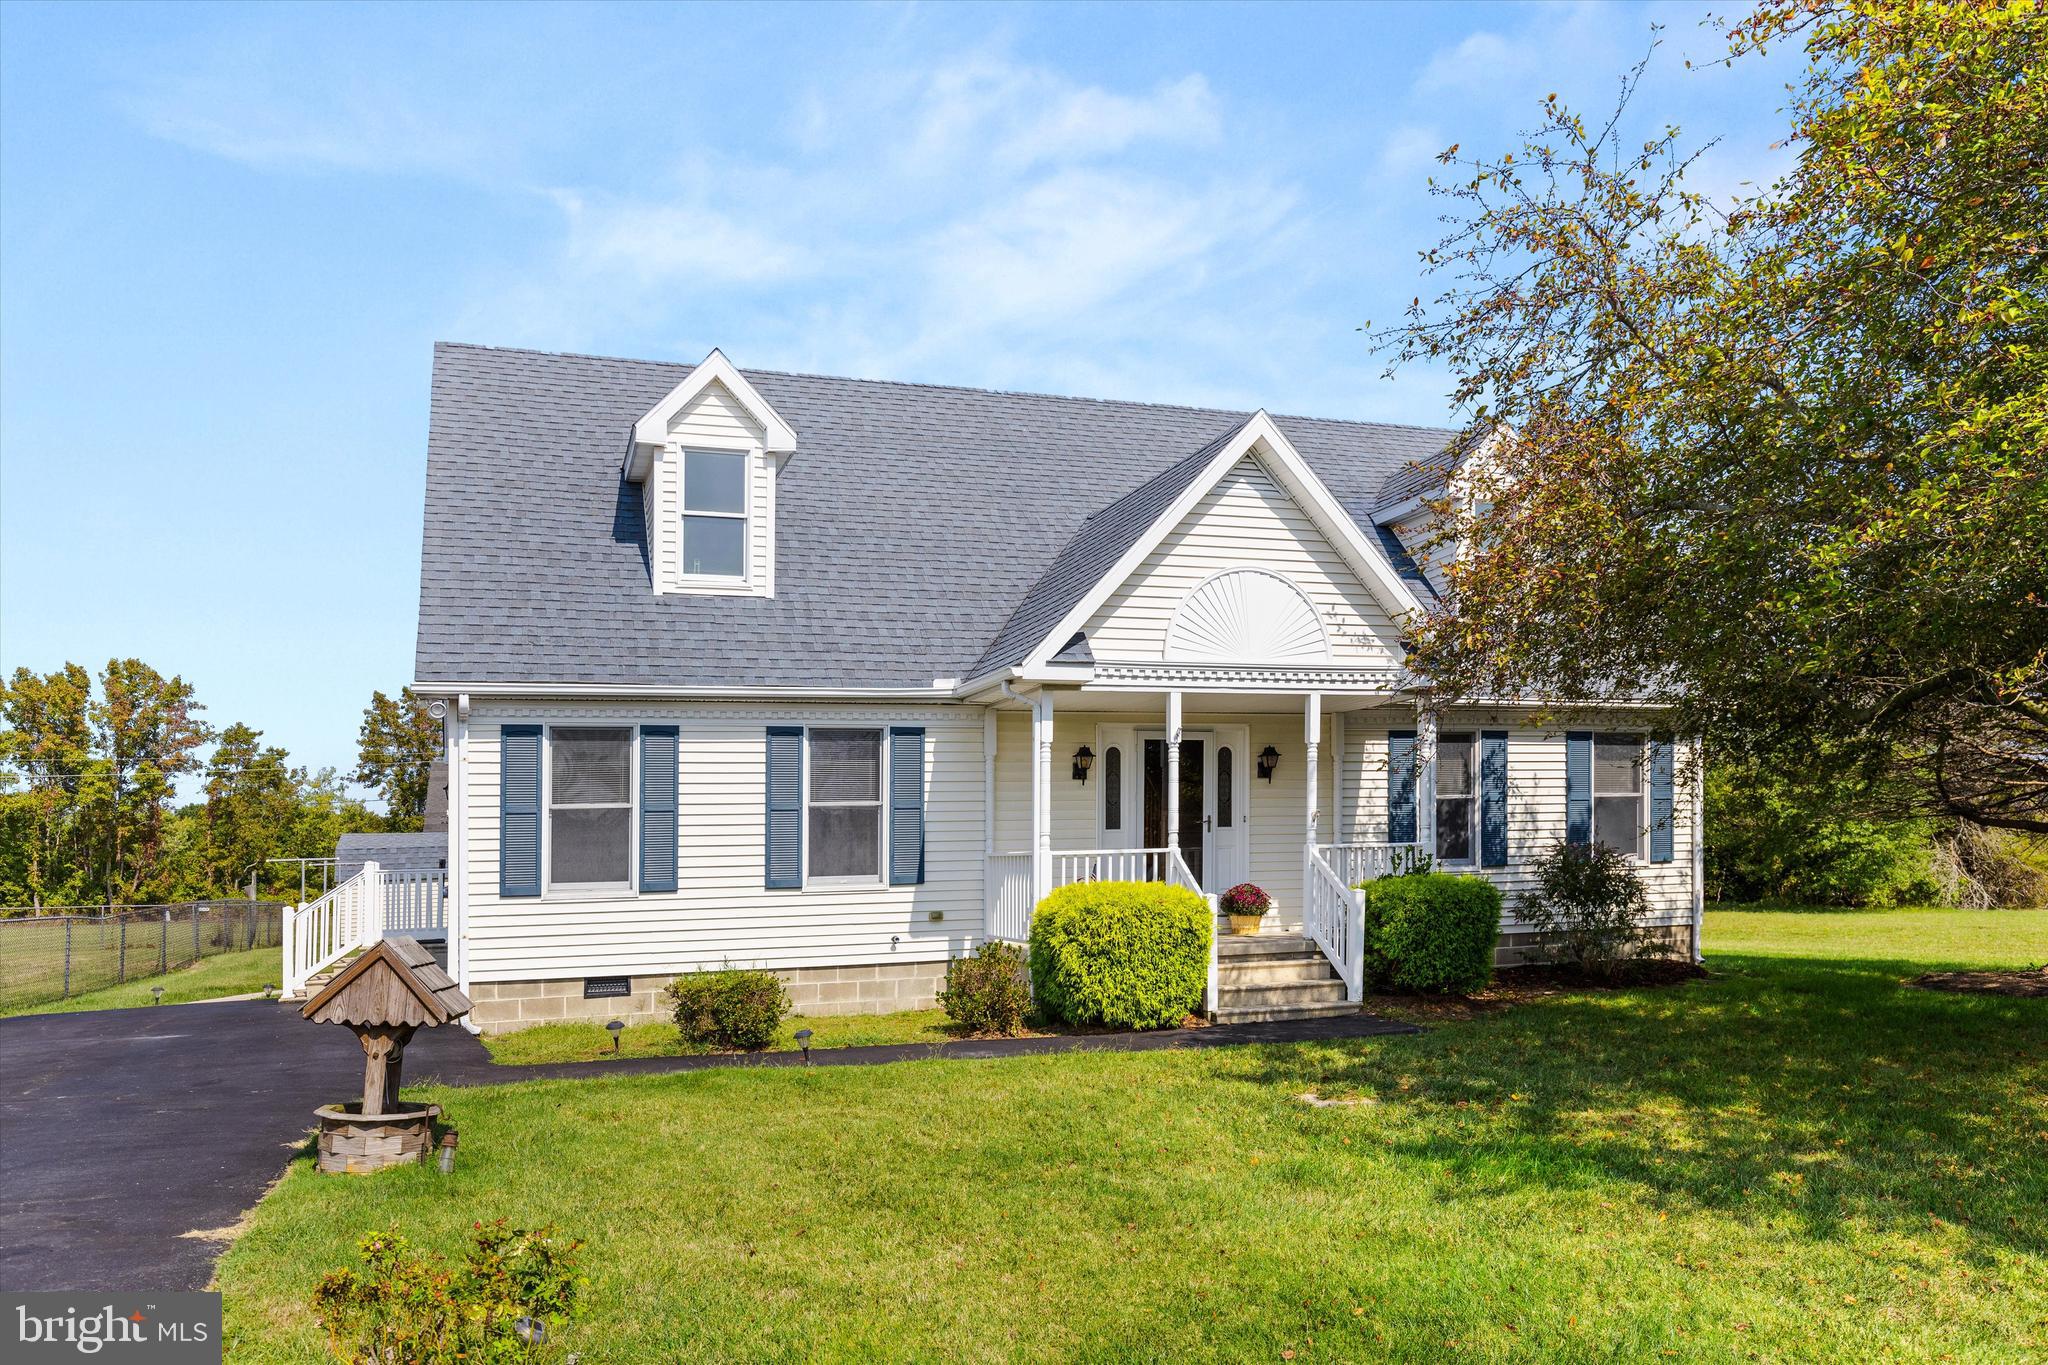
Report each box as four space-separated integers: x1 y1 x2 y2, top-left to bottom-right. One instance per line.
411 681 965 702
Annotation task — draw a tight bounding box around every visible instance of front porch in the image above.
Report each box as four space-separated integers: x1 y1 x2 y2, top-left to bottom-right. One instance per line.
978 684 1433 1007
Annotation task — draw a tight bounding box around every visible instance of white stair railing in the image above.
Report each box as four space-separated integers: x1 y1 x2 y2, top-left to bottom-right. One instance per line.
283 860 382 996
1304 845 1366 1002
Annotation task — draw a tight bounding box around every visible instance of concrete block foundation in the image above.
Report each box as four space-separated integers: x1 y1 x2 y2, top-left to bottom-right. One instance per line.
469 959 950 1035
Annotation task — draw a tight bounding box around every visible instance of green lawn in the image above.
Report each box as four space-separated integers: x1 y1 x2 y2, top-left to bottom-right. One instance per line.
1703 905 2047 966
482 1007 970 1064
2 946 280 1017
217 910 2047 1362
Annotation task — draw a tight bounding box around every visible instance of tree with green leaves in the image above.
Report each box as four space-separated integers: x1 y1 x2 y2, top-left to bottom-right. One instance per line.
201 722 302 896
355 688 443 831
1372 0 2047 833
89 659 213 900
0 664 97 906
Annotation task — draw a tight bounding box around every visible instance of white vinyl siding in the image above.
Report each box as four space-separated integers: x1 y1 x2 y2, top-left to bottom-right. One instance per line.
1336 710 1698 933
1083 456 1405 664
461 701 980 984
648 379 775 597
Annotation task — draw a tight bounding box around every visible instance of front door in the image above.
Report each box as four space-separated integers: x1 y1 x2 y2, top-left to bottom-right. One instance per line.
1135 729 1250 894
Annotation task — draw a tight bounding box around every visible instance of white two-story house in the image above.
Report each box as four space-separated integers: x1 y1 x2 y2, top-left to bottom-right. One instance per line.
284 343 1702 1032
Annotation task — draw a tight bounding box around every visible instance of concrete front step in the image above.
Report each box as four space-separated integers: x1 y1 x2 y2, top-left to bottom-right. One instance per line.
1219 978 1348 1010
1217 933 1315 959
1211 998 1361 1024
1218 955 1340 986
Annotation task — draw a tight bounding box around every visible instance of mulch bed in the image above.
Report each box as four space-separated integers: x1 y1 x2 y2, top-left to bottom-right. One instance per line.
1370 957 1708 1021
1907 967 2048 998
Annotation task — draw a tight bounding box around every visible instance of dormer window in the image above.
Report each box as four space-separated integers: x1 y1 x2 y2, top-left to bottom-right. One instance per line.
626 349 798 599
682 449 748 579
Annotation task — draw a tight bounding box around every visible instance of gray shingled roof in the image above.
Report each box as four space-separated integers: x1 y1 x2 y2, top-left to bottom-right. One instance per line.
417 344 1459 689
336 832 448 881
1374 429 1484 513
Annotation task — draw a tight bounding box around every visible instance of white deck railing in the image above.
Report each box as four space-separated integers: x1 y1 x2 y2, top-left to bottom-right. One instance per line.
1304 846 1366 1002
282 861 449 995
1316 841 1425 888
381 869 449 940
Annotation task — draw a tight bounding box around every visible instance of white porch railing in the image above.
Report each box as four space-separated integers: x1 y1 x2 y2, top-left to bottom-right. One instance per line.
282 861 450 996
1317 841 1425 888
1304 846 1366 1002
1051 847 1181 887
987 853 1034 943
985 847 1203 945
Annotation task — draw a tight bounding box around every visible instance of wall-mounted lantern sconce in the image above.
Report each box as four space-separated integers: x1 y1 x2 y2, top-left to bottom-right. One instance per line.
1072 745 1095 783
1256 745 1282 782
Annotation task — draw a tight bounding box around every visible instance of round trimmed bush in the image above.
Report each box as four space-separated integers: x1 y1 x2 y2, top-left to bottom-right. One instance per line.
1027 880 1211 1029
1360 872 1502 994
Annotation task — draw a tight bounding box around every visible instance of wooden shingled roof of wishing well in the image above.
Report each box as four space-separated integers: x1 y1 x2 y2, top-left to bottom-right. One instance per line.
300 937 472 1028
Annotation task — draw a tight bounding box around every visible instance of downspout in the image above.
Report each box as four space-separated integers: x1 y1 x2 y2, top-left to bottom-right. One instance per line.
1691 735 1706 964
449 694 482 1034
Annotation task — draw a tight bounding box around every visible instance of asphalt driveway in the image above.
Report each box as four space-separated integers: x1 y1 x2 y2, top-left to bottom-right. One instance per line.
1 998 1414 1293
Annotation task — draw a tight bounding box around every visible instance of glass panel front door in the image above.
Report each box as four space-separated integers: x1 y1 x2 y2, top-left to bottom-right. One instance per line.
1142 738 1205 886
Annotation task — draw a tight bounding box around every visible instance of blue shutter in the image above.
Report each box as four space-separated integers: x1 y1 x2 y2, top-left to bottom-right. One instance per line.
1648 737 1676 864
1387 730 1417 843
765 727 803 889
499 725 541 897
1565 731 1593 846
1480 730 1509 867
639 725 678 892
889 727 926 886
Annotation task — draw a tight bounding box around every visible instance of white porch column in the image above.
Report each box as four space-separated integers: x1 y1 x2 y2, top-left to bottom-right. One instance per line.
1415 707 1439 857
983 710 998 918
1032 690 1055 904
1303 692 1323 847
1164 690 1183 869
1333 710 1348 845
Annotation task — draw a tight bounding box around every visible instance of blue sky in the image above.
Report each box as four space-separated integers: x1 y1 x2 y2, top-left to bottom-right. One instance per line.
0 0 1793 796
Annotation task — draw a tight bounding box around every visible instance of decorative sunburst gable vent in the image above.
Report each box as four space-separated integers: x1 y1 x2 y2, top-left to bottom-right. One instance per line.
1165 568 1332 664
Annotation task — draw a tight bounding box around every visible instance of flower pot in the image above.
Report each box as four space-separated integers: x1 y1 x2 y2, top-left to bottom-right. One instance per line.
1227 913 1265 936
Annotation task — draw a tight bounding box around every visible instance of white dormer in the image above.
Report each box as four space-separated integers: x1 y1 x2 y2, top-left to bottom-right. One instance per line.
625 349 797 598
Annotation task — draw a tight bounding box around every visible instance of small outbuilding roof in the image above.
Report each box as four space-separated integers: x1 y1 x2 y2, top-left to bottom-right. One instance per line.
336 832 448 881
300 937 471 1028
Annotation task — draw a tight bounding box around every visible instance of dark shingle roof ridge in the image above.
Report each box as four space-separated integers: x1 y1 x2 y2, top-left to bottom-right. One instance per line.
431 340 1462 440
964 415 1254 680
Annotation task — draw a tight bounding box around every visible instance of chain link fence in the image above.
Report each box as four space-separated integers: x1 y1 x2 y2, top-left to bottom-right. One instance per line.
0 903 287 1012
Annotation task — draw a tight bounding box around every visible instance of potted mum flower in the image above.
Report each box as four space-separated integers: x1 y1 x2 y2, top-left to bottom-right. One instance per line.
1220 883 1272 936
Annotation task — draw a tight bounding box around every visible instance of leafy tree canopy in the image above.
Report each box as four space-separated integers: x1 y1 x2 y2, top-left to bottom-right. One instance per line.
1373 0 2047 831
355 688 442 832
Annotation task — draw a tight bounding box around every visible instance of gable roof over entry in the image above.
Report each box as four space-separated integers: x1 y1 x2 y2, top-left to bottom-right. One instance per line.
416 344 1460 691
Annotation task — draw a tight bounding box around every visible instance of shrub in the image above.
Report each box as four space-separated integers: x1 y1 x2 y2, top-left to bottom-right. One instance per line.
312 1220 584 1365
1519 840 1651 978
666 967 789 1050
1705 758 1938 907
1360 872 1501 994
1220 882 1272 917
1027 880 1210 1029
939 941 1031 1035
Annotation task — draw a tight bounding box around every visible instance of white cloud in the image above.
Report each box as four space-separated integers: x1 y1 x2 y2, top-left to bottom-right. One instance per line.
1378 124 1446 178
548 191 812 287
1415 31 1522 97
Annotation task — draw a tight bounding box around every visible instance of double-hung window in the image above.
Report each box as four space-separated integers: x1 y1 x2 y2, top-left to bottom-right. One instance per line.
1593 733 1645 857
808 729 882 882
1435 732 1476 862
549 726 633 890
681 449 747 579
